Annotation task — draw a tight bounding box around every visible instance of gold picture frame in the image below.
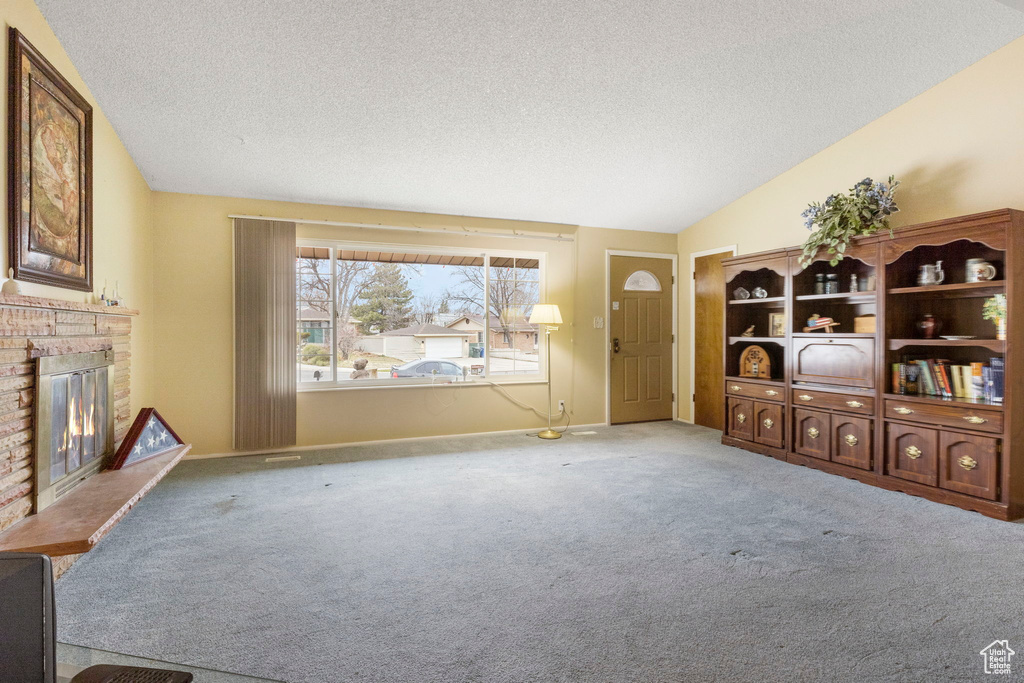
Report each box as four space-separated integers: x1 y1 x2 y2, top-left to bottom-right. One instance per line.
769 312 785 337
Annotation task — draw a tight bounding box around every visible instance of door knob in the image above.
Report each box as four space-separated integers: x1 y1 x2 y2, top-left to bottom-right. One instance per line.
613 338 620 353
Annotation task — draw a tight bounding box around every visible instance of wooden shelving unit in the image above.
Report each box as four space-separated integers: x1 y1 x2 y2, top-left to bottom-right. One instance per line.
727 336 785 345
881 393 1003 409
792 332 875 338
727 296 785 305
888 338 1005 352
794 292 877 302
719 208 1023 520
888 281 1005 297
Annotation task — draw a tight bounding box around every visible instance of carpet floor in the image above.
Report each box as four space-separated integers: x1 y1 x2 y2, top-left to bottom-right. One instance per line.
56 422 1024 682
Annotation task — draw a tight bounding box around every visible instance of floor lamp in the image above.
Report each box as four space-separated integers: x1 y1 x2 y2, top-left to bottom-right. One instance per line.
529 304 562 439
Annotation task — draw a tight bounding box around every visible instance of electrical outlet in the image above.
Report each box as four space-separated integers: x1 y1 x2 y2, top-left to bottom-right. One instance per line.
558 400 566 413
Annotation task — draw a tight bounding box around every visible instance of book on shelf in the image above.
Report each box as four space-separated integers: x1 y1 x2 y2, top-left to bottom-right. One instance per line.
971 362 985 400
892 356 1003 402
991 357 1005 403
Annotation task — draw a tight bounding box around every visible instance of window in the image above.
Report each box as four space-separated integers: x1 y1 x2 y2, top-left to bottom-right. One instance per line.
624 270 661 292
296 244 544 387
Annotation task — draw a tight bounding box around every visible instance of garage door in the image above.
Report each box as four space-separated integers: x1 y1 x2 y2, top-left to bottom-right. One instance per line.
424 336 463 358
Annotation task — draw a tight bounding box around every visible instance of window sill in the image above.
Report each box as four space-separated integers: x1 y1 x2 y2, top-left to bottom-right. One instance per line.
297 378 547 393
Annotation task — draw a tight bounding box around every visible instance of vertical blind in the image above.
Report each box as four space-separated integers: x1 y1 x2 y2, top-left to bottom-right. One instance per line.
234 218 297 450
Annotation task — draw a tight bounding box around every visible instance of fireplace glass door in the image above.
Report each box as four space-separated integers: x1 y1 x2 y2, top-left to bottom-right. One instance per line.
35 350 116 510
48 367 107 485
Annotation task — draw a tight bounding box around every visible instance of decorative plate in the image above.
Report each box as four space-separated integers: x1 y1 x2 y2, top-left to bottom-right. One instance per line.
940 335 976 340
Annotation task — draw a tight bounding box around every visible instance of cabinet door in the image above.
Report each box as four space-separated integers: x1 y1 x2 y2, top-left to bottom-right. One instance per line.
832 415 872 471
939 431 999 500
727 398 753 441
793 408 829 460
886 422 938 486
792 337 874 388
753 401 784 449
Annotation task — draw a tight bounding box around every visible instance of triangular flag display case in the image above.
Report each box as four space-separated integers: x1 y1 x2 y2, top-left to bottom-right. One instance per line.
109 408 185 469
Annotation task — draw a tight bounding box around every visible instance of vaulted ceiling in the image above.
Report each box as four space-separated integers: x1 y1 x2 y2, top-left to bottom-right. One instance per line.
35 1 1024 233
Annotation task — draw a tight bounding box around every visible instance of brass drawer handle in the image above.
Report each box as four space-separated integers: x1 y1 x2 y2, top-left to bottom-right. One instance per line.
958 455 978 471
764 390 779 397
736 413 746 424
763 418 774 429
846 400 864 409
798 394 814 402
963 415 987 425
807 427 820 439
730 385 742 392
844 434 858 447
905 445 922 459
894 406 914 415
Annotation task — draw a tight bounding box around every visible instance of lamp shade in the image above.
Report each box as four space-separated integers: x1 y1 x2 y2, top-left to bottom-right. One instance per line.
529 304 562 325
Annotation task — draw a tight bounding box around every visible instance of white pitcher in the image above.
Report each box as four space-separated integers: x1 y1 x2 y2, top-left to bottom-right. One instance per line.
917 261 944 286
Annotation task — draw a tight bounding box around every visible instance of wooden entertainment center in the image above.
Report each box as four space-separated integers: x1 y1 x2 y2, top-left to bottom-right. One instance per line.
720 209 1023 520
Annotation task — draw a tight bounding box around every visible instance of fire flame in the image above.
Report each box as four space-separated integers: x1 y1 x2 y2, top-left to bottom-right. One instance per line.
83 401 95 438
58 396 95 455
68 396 80 439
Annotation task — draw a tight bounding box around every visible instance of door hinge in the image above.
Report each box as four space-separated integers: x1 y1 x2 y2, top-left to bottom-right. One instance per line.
672 393 675 401
671 334 675 342
672 275 675 284
692 393 696 402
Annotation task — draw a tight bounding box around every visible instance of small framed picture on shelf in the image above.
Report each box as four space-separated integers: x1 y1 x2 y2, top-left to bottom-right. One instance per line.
769 313 785 337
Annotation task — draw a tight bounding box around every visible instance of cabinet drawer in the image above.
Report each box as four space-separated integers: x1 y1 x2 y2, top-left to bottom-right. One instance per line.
832 414 872 471
792 337 874 388
754 401 784 449
726 380 785 402
727 398 754 441
884 400 1003 435
939 431 999 501
793 408 829 460
791 388 874 415
886 422 938 486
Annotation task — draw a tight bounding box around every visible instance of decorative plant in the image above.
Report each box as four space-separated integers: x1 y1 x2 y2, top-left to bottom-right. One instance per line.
799 176 900 267
983 294 1007 322
983 294 1007 340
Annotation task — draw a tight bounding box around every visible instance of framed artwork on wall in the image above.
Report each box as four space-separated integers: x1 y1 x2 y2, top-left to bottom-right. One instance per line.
8 27 93 292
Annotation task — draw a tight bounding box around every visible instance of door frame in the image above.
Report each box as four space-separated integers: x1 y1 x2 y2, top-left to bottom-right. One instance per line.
605 250 678 425
688 245 736 425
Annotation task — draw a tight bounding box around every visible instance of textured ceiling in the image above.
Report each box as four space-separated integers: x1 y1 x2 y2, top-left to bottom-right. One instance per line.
34 1 1024 233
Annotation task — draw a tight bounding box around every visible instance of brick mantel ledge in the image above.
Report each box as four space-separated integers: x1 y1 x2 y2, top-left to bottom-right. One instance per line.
0 293 138 316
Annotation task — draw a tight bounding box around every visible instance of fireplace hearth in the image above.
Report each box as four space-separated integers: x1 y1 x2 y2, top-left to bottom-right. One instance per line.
34 350 116 511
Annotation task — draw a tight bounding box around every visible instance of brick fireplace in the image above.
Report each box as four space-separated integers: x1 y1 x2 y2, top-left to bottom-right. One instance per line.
0 294 135 575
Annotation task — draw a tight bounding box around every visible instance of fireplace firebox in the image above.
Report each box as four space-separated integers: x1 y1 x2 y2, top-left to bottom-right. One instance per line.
34 350 116 511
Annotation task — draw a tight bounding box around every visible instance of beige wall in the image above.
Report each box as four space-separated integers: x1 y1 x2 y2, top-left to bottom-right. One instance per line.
676 35 1024 422
151 193 675 454
1 0 156 409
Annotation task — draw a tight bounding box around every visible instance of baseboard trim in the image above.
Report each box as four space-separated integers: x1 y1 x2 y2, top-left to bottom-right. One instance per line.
186 423 608 460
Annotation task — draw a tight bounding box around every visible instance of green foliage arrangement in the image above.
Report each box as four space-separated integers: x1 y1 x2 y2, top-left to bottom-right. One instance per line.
982 294 1007 322
799 176 900 267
